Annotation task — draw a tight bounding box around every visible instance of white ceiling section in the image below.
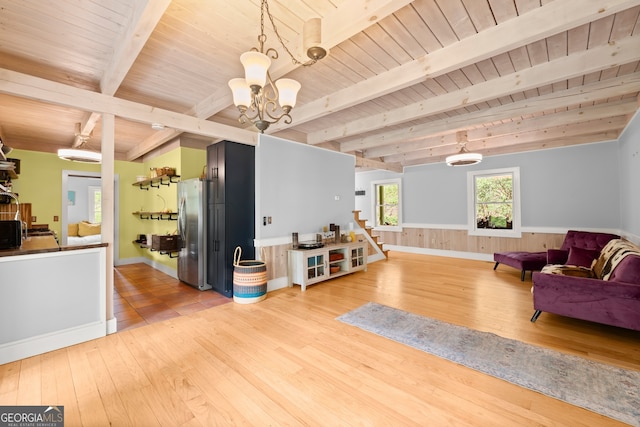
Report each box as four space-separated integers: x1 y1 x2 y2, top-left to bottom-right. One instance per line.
0 0 638 170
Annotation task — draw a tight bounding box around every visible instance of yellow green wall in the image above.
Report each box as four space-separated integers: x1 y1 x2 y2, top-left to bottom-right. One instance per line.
116 160 148 260
8 146 206 270
134 147 206 269
9 150 103 235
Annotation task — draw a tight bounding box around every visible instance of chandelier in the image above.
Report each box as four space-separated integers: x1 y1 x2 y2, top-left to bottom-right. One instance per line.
228 0 326 133
446 131 482 167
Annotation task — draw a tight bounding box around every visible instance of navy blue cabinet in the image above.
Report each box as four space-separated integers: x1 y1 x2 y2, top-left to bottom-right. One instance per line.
206 140 255 297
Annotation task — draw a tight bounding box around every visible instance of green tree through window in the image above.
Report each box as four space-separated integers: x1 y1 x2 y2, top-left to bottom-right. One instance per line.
88 186 102 223
475 174 513 229
374 182 399 227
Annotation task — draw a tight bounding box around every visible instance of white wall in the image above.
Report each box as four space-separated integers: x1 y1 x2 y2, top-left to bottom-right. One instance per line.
617 109 640 242
67 175 101 223
256 134 355 241
356 140 622 231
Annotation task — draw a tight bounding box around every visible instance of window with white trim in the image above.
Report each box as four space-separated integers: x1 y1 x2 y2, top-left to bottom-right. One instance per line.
88 185 102 223
371 179 402 231
467 168 521 238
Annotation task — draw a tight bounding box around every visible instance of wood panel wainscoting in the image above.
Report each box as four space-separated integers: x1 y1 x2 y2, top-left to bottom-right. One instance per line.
259 243 289 282
377 228 568 255
1 252 638 426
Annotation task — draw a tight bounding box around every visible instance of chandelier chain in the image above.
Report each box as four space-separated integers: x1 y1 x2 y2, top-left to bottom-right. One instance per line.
229 0 323 132
261 0 317 66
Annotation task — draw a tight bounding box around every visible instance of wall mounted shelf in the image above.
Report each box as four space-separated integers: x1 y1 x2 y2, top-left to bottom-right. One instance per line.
0 170 17 181
132 174 180 190
132 211 177 221
132 241 179 258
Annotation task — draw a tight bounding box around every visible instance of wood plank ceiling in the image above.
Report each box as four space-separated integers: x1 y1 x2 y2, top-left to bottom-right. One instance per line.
0 0 638 171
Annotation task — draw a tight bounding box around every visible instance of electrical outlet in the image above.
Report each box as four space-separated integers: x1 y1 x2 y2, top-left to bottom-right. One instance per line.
31 216 36 222
268 216 272 224
53 216 59 222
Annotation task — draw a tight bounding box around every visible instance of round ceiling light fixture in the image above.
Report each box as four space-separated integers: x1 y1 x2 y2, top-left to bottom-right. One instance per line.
446 149 482 166
446 130 482 167
58 149 102 163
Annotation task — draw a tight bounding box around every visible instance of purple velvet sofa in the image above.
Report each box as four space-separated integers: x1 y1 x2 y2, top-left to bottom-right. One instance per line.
494 230 619 281
531 238 640 331
545 230 620 265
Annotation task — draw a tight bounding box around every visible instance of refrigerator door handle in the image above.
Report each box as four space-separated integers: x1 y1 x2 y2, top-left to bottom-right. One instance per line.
178 196 186 248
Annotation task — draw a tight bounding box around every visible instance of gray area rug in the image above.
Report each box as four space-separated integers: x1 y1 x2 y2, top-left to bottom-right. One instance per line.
337 302 640 426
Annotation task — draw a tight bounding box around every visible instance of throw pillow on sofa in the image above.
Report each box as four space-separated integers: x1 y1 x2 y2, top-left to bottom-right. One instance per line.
547 248 569 265
566 246 599 268
68 223 79 237
78 221 101 237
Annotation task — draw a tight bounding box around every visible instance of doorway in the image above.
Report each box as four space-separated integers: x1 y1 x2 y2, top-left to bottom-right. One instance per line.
61 170 119 259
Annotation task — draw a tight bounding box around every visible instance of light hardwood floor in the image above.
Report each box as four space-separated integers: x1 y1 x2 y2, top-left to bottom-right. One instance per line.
1 252 639 426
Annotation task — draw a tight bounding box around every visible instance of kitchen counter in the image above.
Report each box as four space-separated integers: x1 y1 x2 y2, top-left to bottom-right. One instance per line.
0 234 107 257
0 242 108 364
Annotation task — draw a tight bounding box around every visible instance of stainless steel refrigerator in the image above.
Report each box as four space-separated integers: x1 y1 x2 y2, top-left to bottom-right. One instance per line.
177 178 212 290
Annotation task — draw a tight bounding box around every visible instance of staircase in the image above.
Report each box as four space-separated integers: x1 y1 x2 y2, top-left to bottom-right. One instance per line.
353 210 388 259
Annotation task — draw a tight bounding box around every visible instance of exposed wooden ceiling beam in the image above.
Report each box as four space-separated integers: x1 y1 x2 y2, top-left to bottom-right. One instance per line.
126 128 183 161
354 155 402 173
346 73 640 154
290 0 638 139
101 0 171 95
395 119 625 165
77 0 171 147
365 99 639 158
471 117 628 152
402 131 622 167
130 0 410 160
190 0 412 121
313 36 640 146
0 68 257 146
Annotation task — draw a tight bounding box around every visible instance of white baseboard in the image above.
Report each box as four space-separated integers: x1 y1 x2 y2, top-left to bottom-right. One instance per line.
0 321 106 365
114 256 147 266
367 253 387 263
106 317 118 335
621 231 640 246
115 256 177 278
267 276 289 292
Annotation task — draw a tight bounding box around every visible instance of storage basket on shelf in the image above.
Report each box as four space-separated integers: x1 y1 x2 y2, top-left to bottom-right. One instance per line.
232 246 267 304
151 234 179 252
